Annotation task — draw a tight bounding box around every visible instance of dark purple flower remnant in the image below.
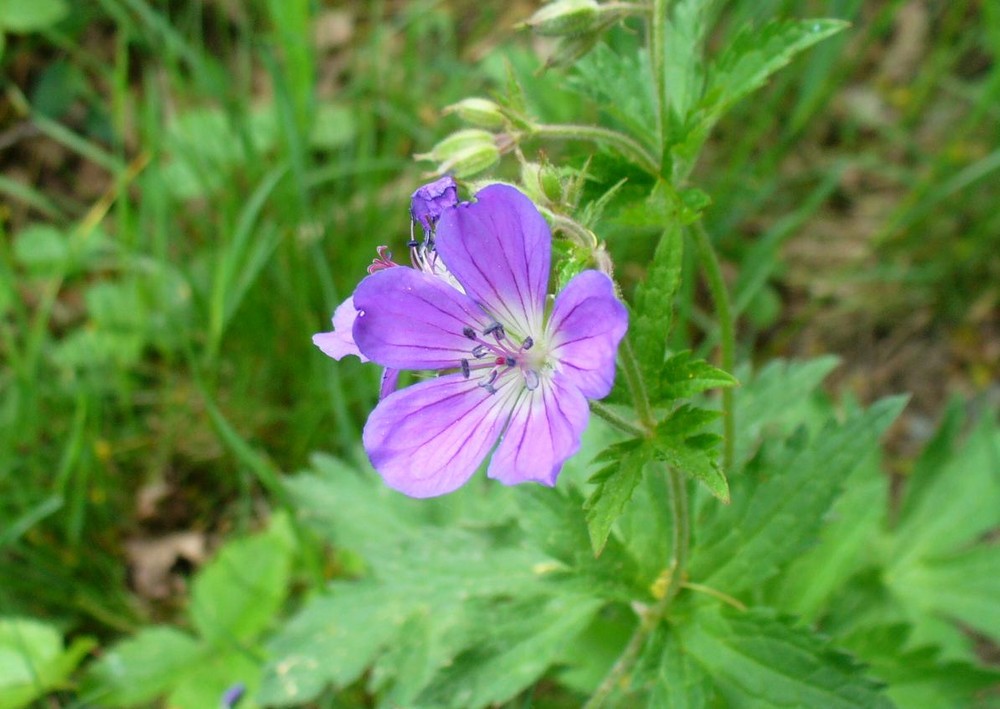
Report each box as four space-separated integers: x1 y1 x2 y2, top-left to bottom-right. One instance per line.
409 175 459 233
220 682 246 708
314 182 627 497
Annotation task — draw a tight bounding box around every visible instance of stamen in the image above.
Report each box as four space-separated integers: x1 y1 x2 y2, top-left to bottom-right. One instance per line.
483 322 505 340
505 357 516 367
523 369 540 391
522 336 533 350
461 359 471 378
462 326 476 339
472 344 490 358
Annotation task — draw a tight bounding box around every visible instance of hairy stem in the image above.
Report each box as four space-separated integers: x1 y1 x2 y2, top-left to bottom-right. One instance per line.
651 0 667 158
590 401 646 438
619 335 657 434
692 220 735 471
585 463 690 707
532 123 659 176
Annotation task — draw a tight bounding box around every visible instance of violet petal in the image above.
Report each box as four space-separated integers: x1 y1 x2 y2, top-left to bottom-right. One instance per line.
547 271 628 399
363 373 515 497
312 296 368 363
486 374 589 487
352 268 491 370
435 184 551 337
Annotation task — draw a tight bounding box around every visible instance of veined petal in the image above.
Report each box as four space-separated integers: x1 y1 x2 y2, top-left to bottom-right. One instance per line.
353 267 491 370
363 373 517 497
487 374 590 487
546 270 628 399
313 296 368 362
435 184 551 337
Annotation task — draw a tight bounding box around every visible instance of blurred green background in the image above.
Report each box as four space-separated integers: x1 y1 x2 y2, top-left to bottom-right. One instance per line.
0 0 996 664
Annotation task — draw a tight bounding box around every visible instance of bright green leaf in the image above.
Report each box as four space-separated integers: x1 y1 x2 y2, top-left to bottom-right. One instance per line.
0 0 67 33
631 222 684 388
190 515 294 646
652 405 729 502
657 350 739 403
0 618 94 709
681 607 894 708
584 442 649 555
83 627 203 706
632 623 718 708
692 396 906 596
705 19 850 120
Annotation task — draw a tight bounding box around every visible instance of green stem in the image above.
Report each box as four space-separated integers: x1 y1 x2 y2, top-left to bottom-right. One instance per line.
584 463 690 707
532 123 659 176
692 220 735 471
651 0 667 155
619 335 656 434
590 401 645 438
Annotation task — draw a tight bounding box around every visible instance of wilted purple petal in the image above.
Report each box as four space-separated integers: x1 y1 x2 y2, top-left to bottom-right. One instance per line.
435 184 551 336
312 296 368 362
220 682 246 708
547 271 628 399
363 373 516 497
410 175 459 233
486 375 590 487
353 268 491 370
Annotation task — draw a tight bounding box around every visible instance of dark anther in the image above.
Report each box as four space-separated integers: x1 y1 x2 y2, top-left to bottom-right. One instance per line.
462 326 476 339
522 336 533 350
408 239 420 248
505 357 516 367
480 383 497 395
483 322 505 341
472 344 489 358
461 359 471 378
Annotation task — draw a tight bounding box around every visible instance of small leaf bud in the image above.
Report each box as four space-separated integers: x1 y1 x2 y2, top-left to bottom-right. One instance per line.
444 98 507 131
521 0 600 37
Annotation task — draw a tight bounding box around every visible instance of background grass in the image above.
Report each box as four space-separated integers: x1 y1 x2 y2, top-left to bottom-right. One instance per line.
0 0 996 688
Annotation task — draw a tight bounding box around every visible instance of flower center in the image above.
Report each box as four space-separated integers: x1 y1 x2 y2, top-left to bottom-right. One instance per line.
460 321 546 394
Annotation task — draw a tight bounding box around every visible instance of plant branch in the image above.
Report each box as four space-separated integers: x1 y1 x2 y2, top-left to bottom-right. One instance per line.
619 335 656 434
692 220 735 471
651 0 667 158
531 123 659 176
590 401 646 438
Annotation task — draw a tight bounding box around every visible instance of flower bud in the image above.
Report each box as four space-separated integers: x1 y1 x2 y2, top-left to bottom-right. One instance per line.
521 0 600 37
538 164 564 204
416 129 501 178
519 162 547 206
444 98 507 131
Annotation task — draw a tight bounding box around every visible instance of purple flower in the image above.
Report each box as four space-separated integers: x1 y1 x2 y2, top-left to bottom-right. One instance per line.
409 175 459 233
316 184 627 497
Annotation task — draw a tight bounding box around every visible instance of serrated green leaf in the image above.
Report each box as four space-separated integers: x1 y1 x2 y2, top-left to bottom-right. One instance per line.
0 0 67 33
691 396 906 596
584 443 650 556
680 607 894 708
258 583 400 705
0 618 94 709
570 43 657 151
770 450 888 621
169 650 260 709
652 405 729 502
190 515 294 646
632 623 718 708
631 222 683 387
704 19 850 120
889 544 1000 645
83 627 204 706
733 356 840 468
657 350 739 403
554 604 635 696
891 411 1000 562
414 595 602 709
840 624 1000 709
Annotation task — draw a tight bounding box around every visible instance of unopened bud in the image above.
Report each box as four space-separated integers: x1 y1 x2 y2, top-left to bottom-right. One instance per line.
416 130 501 178
444 98 507 130
522 0 600 37
538 165 564 204
520 162 547 206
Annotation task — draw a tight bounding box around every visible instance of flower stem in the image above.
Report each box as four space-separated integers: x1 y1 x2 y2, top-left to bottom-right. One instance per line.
692 220 735 472
619 335 656 435
590 401 645 438
584 463 690 707
650 0 667 158
531 123 659 176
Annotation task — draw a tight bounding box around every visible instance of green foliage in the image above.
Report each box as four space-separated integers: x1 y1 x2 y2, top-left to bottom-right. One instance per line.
85 516 295 707
0 618 94 709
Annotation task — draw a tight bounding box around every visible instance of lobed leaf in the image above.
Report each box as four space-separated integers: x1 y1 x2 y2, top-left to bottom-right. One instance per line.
584 442 650 556
679 607 894 708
